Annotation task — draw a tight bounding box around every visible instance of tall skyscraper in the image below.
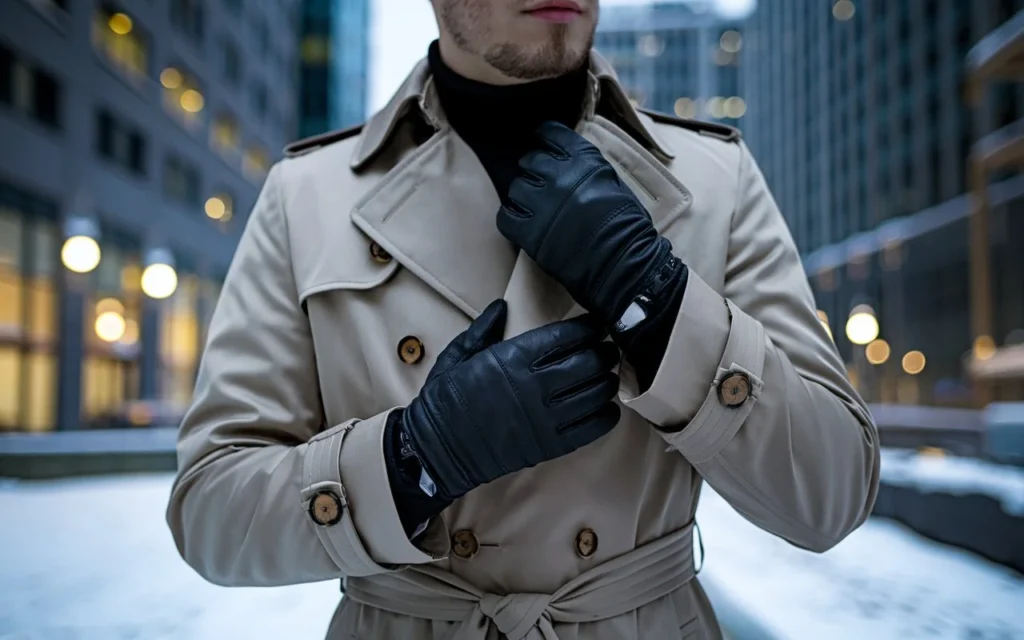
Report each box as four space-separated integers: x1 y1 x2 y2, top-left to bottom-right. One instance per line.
595 1 746 128
0 0 301 431
298 0 370 137
743 0 1024 405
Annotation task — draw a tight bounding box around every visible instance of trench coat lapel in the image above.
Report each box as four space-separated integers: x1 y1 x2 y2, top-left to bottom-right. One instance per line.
350 129 518 320
349 52 693 329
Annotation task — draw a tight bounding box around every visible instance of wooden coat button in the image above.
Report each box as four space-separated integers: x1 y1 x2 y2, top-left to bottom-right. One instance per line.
369 241 392 264
575 528 598 558
309 491 343 526
717 372 751 408
451 530 479 559
397 336 424 364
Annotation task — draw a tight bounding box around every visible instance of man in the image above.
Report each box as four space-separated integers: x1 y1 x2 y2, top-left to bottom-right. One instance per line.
167 0 880 637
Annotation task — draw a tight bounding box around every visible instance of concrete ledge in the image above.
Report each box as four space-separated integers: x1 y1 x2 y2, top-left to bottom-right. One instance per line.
0 428 178 480
875 450 1024 573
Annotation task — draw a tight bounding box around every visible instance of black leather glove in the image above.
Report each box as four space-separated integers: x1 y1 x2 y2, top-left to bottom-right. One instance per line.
401 299 621 503
497 121 677 326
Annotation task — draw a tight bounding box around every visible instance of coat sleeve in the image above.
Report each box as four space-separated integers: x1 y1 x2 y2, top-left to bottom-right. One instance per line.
166 163 450 587
619 141 881 552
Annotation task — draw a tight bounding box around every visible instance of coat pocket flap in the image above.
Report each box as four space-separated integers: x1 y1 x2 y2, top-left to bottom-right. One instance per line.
297 247 400 305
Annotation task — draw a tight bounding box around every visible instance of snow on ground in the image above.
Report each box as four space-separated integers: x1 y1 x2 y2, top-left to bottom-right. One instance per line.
0 473 1021 639
697 488 1024 640
0 474 340 640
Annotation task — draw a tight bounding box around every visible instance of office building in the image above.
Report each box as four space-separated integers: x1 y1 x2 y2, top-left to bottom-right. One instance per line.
298 0 370 137
0 0 300 431
595 1 746 128
743 0 1024 405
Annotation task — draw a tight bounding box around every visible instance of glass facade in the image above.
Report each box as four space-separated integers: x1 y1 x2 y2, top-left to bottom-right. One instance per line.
743 0 1024 405
595 4 745 129
298 0 370 137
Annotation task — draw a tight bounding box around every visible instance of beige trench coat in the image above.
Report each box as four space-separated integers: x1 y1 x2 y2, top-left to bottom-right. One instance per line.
167 52 880 640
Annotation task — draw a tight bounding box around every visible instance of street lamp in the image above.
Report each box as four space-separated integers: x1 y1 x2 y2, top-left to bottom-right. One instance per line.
61 217 101 274
846 304 879 345
141 248 178 299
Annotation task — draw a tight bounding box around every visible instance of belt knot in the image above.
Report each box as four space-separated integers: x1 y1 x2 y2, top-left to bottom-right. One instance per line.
478 592 553 640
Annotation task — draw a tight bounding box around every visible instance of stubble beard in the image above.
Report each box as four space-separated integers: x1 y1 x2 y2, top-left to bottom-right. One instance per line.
439 0 594 81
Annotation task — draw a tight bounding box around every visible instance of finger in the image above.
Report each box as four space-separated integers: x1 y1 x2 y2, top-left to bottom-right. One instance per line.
427 299 507 381
556 401 621 448
535 121 589 157
520 314 609 368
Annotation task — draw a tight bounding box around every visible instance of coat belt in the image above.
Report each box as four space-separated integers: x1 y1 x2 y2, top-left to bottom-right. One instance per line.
342 523 696 640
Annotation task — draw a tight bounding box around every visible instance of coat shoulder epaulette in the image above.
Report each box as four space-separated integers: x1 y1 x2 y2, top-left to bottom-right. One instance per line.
638 108 741 144
283 123 365 158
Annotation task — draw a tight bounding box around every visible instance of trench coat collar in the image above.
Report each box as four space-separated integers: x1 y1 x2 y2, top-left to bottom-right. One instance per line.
348 50 690 327
349 50 674 171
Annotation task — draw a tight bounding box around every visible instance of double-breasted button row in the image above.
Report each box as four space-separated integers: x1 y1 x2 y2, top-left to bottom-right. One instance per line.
717 371 750 408
449 528 599 560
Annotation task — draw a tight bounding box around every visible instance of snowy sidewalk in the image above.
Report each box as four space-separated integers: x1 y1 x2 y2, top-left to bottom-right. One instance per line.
0 474 1021 639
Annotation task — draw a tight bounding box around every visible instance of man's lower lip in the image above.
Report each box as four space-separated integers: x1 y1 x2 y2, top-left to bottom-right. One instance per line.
525 8 582 22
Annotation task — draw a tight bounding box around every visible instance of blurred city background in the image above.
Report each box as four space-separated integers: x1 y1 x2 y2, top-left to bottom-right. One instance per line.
0 0 1022 638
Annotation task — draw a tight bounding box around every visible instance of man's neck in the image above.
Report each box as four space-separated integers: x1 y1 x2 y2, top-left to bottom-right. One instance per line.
426 39 589 199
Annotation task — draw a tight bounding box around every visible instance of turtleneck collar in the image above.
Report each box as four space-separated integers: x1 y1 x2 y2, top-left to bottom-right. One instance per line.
427 40 589 149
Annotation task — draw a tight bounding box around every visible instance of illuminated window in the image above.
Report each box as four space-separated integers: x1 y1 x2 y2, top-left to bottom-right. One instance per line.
161 274 200 412
210 113 240 156
242 145 270 182
0 205 59 432
160 65 204 128
92 5 149 83
82 240 142 426
301 37 330 64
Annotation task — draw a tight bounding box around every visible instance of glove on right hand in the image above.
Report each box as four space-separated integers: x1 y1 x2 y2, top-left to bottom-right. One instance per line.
402 299 622 502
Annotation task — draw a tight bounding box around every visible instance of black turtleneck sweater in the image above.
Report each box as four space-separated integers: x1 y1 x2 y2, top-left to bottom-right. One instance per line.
427 40 590 200
383 43 689 539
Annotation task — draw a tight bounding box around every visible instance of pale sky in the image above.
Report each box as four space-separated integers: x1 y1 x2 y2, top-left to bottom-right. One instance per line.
368 0 757 112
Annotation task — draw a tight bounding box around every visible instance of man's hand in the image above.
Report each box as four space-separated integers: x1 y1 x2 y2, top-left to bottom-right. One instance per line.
401 299 621 503
497 121 675 325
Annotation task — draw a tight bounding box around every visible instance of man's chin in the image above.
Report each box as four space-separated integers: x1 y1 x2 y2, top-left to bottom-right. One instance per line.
485 44 590 81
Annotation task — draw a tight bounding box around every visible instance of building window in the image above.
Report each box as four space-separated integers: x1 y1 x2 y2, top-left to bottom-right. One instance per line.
160 274 200 412
222 38 243 86
0 195 60 432
251 81 268 119
95 108 147 176
91 4 149 83
170 0 204 43
242 145 270 182
210 113 240 157
0 44 63 129
82 239 143 427
252 15 270 57
160 65 205 128
163 154 201 207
